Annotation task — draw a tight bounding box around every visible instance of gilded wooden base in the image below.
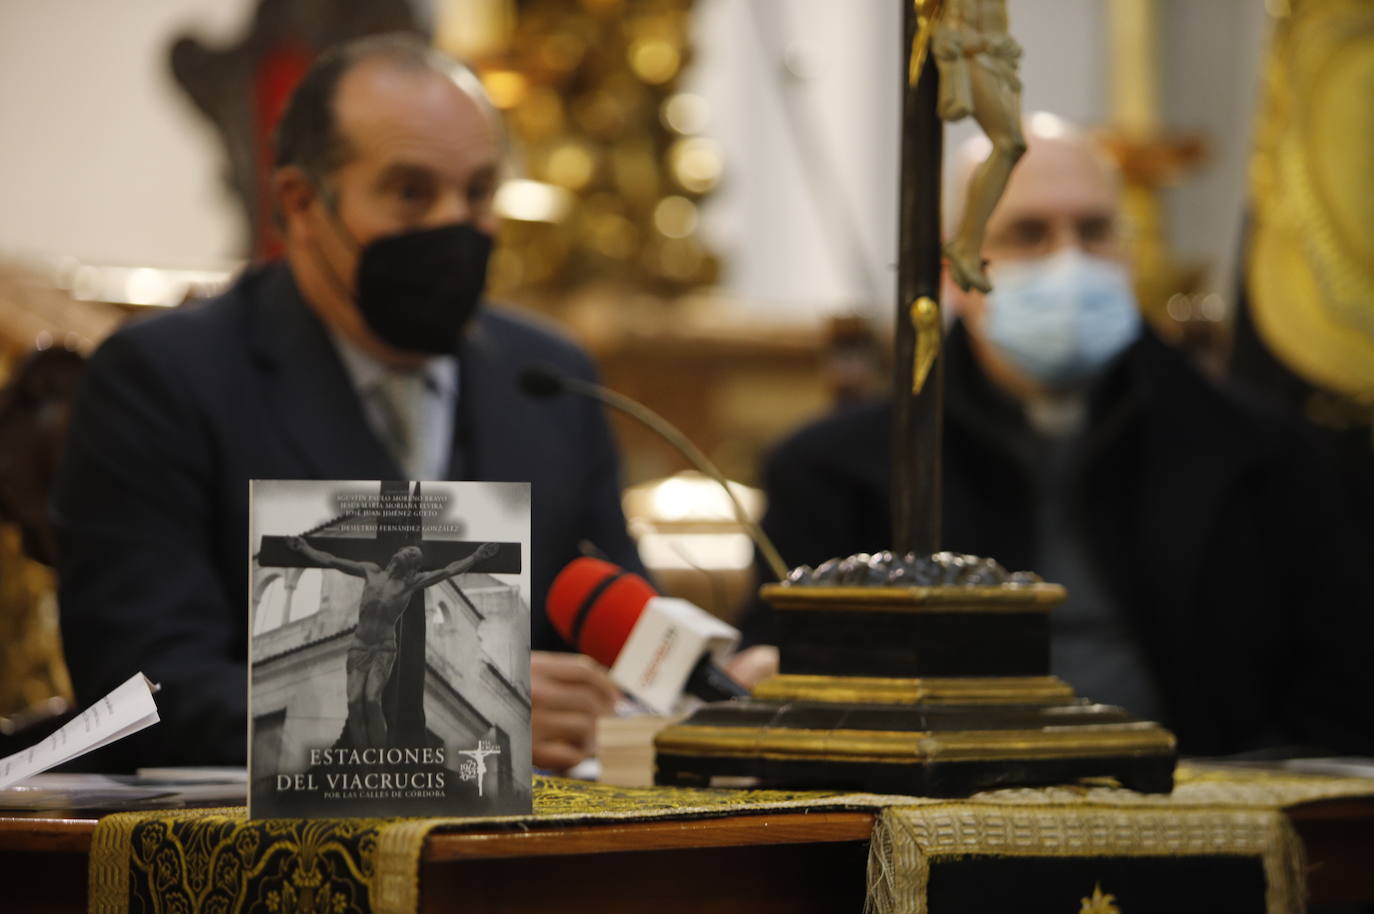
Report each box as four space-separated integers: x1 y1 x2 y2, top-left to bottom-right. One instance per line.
654 698 1176 797
654 583 1178 797
751 673 1076 705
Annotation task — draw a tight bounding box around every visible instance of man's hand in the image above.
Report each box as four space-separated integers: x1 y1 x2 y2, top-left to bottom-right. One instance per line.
286 535 306 552
530 651 620 773
724 645 779 689
476 542 499 561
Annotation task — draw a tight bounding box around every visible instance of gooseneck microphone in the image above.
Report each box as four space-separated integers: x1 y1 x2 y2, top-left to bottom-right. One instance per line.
547 557 748 711
518 365 790 582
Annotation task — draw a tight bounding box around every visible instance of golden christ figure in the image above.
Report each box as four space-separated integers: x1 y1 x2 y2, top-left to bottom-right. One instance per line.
931 0 1026 293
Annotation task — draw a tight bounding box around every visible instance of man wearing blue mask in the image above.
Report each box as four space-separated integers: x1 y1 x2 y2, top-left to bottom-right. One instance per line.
948 115 1140 408
54 35 632 772
734 114 1374 758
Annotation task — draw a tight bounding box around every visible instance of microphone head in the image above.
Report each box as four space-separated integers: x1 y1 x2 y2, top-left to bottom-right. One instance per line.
517 365 566 398
547 557 657 666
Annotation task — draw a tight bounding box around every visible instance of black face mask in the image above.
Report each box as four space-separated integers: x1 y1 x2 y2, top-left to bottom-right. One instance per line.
352 223 493 355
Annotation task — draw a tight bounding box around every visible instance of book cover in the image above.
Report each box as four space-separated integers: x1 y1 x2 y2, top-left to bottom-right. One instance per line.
248 480 532 818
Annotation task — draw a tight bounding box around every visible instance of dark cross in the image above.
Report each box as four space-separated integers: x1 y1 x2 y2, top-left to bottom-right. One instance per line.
893 0 946 556
258 480 521 747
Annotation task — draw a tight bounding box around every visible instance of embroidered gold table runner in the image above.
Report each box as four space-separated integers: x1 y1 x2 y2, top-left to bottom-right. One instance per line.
88 765 1374 914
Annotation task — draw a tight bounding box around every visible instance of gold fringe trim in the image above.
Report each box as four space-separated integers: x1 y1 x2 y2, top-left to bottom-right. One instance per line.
88 810 137 914
373 819 438 914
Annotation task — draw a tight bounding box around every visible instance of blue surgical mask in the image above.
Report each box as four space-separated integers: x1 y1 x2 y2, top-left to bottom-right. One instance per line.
983 249 1142 389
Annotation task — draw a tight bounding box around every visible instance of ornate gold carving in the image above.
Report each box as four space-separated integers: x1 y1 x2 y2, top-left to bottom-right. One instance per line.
654 723 1177 765
752 674 1076 706
1248 0 1374 400
0 525 70 722
1101 0 1213 351
465 0 720 305
909 296 941 395
759 582 1067 614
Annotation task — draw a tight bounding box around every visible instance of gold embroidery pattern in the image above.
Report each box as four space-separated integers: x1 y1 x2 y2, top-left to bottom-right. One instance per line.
95 809 385 914
89 765 1367 914
528 773 832 817
90 779 847 914
1079 883 1121 914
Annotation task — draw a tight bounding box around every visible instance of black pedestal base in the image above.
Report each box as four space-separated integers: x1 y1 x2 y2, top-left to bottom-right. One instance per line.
654 697 1177 798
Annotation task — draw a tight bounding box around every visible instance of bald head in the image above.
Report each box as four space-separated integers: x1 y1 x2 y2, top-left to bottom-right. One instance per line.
945 114 1137 401
945 113 1123 245
944 113 1128 320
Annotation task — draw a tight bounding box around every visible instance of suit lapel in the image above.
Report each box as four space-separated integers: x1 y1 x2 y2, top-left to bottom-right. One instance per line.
246 264 399 480
452 314 535 482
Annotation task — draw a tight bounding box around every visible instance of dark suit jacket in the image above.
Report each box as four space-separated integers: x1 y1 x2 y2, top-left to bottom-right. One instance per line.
744 322 1374 756
54 261 643 769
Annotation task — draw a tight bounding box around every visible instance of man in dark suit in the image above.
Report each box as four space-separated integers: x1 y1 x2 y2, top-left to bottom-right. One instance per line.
54 35 631 772
735 114 1374 757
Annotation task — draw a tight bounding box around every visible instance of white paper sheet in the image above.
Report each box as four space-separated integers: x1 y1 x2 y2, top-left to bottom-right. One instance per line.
0 673 160 788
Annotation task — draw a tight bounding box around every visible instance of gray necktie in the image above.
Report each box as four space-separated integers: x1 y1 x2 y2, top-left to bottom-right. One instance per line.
372 370 428 478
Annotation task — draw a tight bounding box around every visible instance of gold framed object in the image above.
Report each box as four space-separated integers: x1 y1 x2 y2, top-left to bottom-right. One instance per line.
1248 0 1374 400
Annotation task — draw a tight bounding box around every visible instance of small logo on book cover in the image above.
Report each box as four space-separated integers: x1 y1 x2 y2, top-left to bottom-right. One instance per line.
458 741 501 797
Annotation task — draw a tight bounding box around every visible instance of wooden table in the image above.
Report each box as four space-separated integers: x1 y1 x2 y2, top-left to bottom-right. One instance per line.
2 798 1372 913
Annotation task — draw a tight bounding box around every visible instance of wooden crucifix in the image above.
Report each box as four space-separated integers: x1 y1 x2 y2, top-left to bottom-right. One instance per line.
894 0 1023 555
894 0 947 557
257 480 521 748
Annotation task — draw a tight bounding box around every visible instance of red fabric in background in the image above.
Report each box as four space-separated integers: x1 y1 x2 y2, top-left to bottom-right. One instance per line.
253 45 312 261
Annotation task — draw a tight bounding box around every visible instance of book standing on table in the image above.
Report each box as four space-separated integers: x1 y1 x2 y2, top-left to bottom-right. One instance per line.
248 479 532 818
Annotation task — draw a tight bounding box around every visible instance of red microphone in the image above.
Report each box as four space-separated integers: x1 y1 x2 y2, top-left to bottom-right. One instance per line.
547 557 658 667
547 557 748 711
